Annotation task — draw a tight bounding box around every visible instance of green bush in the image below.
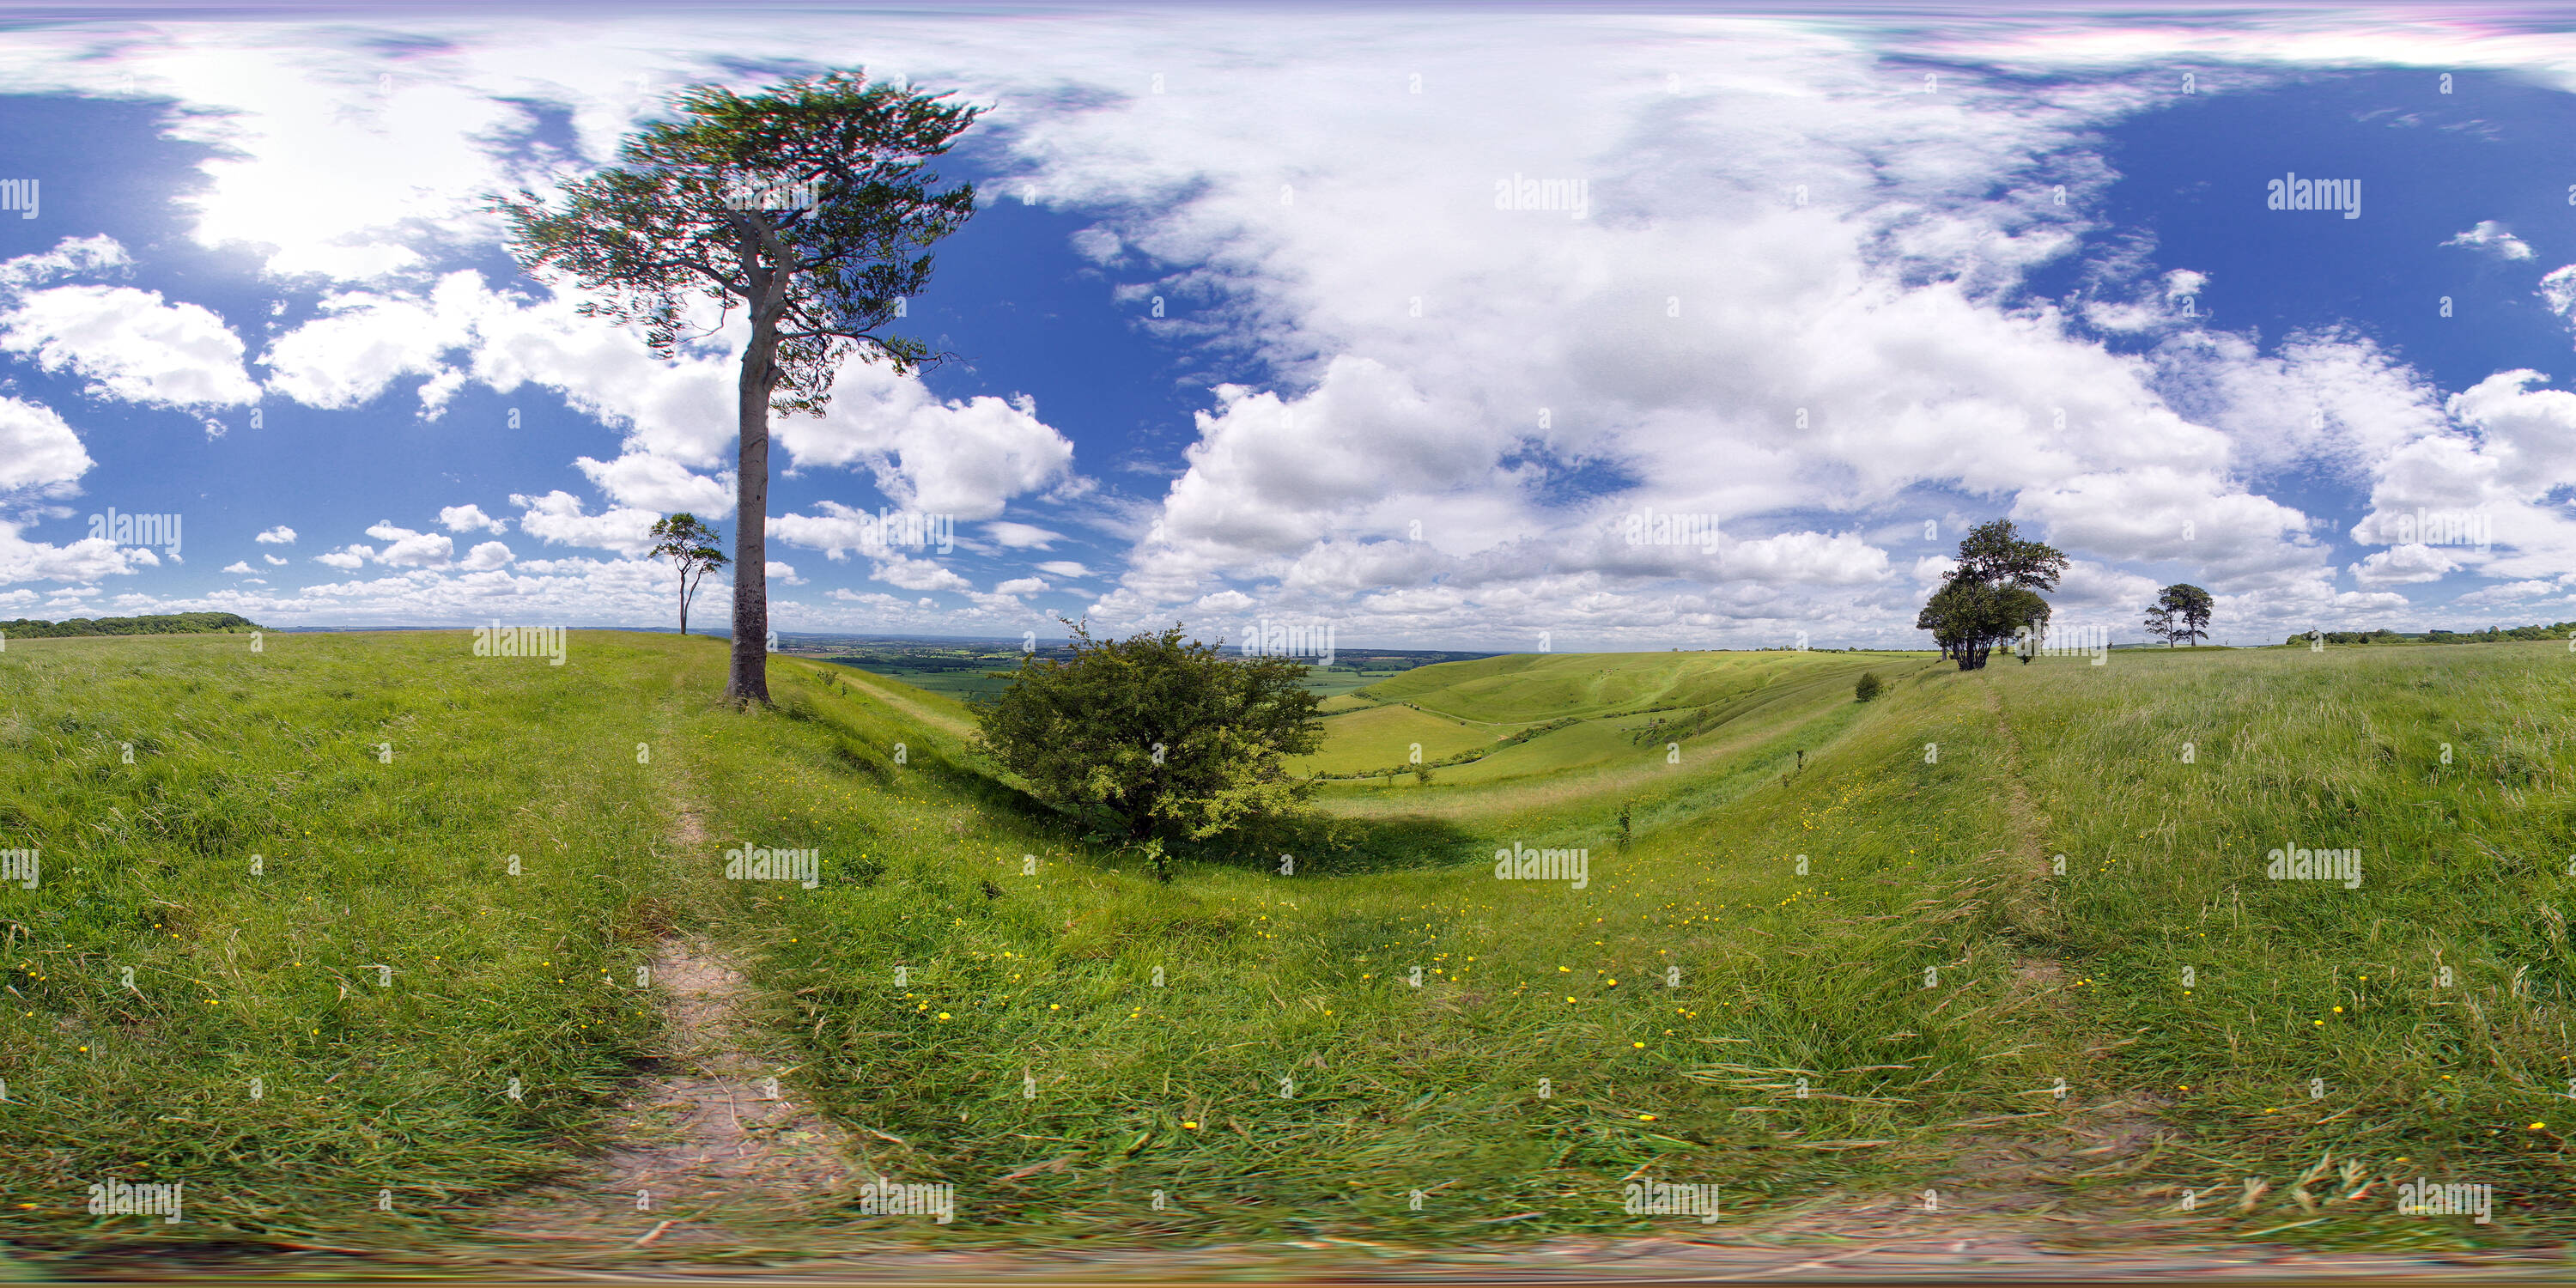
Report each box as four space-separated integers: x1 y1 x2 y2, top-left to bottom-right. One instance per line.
1854 671 1886 702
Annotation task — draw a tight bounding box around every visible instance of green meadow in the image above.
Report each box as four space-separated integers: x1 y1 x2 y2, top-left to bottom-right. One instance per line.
3 630 2571 1263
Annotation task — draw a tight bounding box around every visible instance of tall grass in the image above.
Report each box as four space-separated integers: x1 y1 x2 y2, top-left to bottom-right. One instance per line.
6 632 2566 1258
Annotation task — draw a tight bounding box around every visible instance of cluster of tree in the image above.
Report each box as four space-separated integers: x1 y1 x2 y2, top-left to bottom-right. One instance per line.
2426 623 2573 642
2287 622 2576 646
2143 583 2213 646
1 612 259 638
1914 519 2069 670
974 622 1324 866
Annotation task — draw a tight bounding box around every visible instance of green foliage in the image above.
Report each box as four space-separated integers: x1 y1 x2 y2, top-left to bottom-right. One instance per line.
2146 581 2214 646
1854 670 1885 702
647 513 727 635
972 621 1325 844
2291 622 2576 647
494 71 981 407
0 611 258 638
1916 519 2067 671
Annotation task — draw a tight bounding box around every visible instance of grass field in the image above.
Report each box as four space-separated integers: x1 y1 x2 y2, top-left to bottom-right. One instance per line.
3 632 2571 1263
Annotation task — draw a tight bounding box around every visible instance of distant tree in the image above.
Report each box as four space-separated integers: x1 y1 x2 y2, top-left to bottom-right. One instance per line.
498 71 981 707
1916 519 2067 671
647 513 728 636
2146 583 2215 647
1854 671 1885 702
974 620 1325 849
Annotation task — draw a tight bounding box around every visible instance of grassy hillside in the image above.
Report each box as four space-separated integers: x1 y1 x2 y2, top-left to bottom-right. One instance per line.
3 633 2568 1263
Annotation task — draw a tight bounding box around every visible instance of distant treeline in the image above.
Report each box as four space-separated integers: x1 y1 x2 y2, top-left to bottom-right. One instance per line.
2288 622 2575 646
0 612 261 638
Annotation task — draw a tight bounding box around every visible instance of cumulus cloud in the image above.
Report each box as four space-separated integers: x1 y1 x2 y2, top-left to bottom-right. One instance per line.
459 540 514 572
439 504 507 534
222 560 252 574
255 526 296 544
994 575 1049 595
313 544 372 569
2349 543 2460 586
574 453 734 516
870 552 972 592
0 285 259 408
363 520 456 568
509 489 658 556
776 373 1076 519
0 396 94 494
1036 560 1091 578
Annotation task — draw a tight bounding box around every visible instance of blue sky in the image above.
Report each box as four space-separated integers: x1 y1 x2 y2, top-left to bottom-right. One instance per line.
2 4 2573 648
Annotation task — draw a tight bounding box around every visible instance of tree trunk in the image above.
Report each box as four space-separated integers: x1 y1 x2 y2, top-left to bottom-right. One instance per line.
677 569 689 636
726 313 775 706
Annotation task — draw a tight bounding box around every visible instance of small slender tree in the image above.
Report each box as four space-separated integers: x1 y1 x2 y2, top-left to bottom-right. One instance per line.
648 513 727 636
498 71 981 707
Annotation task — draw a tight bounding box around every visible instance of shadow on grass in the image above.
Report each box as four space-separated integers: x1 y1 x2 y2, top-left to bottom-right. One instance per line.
1176 810 1488 878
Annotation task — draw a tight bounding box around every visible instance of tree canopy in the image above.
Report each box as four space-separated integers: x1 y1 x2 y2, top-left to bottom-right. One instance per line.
2145 583 2215 647
973 622 1325 854
1916 519 2067 670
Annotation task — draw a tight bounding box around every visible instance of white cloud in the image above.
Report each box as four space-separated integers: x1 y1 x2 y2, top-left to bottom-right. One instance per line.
0 396 94 494
459 540 514 572
439 504 507 534
574 453 735 516
1036 561 1091 578
766 560 804 586
0 235 131 289
994 576 1049 595
2349 543 2460 586
263 554 287 566
2543 264 2576 319
509 489 659 557
0 284 259 408
985 521 1063 550
777 372 1076 520
363 520 456 568
2442 220 2534 260
313 545 372 569
259 276 478 410
222 560 252 574
870 552 971 592
255 526 297 544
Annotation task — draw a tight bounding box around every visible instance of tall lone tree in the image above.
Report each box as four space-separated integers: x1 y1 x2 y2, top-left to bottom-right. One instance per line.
2145 582 2215 647
647 513 727 635
1916 519 2068 671
498 71 981 705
